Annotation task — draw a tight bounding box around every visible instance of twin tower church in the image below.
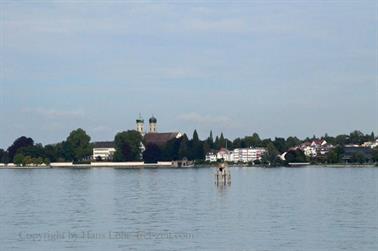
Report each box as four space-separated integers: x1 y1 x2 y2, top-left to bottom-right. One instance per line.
92 115 183 160
136 115 158 135
136 114 183 147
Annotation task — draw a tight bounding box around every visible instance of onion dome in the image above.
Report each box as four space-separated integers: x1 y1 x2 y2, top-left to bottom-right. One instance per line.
136 114 144 123
149 116 157 123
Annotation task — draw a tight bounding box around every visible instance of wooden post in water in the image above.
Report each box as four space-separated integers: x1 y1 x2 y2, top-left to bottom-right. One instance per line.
215 162 231 185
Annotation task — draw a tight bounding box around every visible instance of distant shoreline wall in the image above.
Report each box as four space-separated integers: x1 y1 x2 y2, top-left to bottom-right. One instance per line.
91 161 174 168
0 161 174 168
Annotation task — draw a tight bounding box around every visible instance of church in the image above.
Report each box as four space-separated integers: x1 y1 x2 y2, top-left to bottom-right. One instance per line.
137 115 183 147
92 115 182 160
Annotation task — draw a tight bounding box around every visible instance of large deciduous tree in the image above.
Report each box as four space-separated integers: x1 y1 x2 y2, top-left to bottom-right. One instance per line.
285 149 307 163
262 143 280 166
64 128 92 162
114 130 142 161
7 136 34 161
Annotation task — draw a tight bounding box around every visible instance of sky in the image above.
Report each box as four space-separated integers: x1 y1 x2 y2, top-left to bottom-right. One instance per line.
0 0 377 148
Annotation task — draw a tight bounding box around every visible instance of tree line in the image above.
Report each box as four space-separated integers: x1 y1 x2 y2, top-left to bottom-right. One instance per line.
0 129 92 165
0 129 377 165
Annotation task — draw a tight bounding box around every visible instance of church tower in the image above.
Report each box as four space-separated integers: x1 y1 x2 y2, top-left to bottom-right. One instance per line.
136 114 145 136
149 115 157 133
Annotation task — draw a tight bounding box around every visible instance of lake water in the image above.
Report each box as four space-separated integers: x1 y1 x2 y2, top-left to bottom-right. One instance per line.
0 166 377 251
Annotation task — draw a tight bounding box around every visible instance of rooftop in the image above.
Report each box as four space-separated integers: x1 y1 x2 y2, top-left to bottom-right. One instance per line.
93 141 115 148
144 132 181 146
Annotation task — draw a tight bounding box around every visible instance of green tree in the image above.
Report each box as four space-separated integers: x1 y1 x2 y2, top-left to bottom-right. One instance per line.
261 138 273 148
335 134 349 145
285 149 306 163
262 143 280 166
14 153 25 166
0 149 9 163
370 132 375 141
219 133 225 148
23 156 33 165
7 136 34 161
143 143 161 163
17 143 45 159
207 131 214 149
324 133 336 145
351 152 366 164
326 146 343 163
286 136 301 149
372 148 378 162
65 128 92 162
190 130 203 160
349 130 365 145
202 141 210 158
244 133 262 147
273 137 287 153
161 138 181 161
44 145 59 162
178 135 190 160
214 136 220 150
232 138 242 149
114 130 142 161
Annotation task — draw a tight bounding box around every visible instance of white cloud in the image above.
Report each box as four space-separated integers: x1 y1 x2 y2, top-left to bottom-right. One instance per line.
22 107 84 119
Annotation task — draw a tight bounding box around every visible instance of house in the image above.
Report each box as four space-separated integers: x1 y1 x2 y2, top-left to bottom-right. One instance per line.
361 139 378 149
205 151 217 162
217 148 232 162
299 139 333 158
92 141 116 160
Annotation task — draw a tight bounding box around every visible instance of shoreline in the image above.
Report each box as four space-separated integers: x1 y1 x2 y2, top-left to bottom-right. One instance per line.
0 163 377 169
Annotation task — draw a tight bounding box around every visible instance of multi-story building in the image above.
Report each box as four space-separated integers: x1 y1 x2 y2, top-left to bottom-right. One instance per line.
233 147 266 163
206 147 266 163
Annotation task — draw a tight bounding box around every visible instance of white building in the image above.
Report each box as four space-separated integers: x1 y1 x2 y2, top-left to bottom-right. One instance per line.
92 141 116 160
299 139 333 158
233 147 266 163
205 152 217 162
217 148 234 162
206 147 266 163
362 139 378 149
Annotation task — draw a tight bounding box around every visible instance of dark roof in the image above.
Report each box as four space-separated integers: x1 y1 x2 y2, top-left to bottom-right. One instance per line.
342 147 373 160
149 116 157 123
144 132 180 146
93 141 115 148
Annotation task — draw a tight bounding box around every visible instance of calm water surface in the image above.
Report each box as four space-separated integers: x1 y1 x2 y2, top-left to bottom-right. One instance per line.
0 166 377 251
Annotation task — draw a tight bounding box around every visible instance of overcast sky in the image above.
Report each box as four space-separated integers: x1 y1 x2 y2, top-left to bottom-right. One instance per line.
0 0 377 148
